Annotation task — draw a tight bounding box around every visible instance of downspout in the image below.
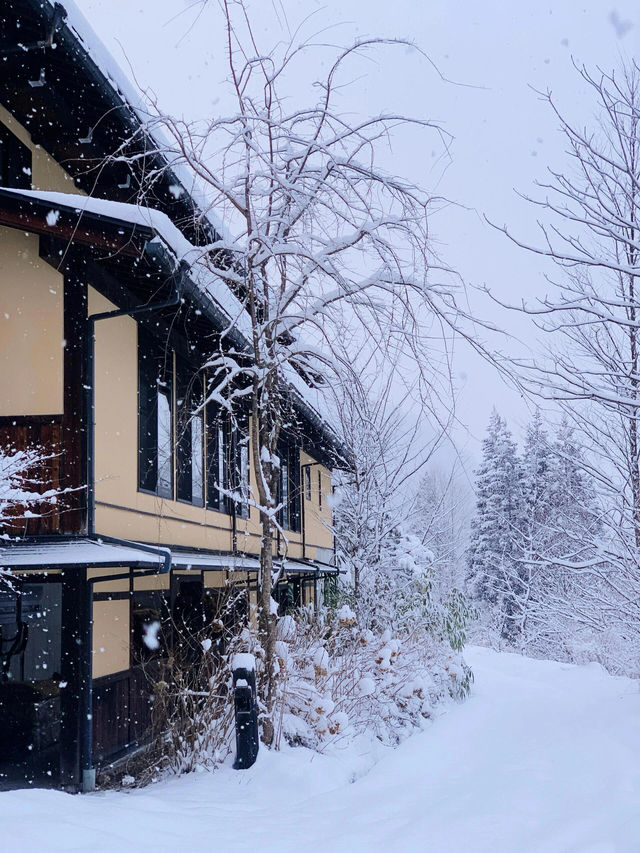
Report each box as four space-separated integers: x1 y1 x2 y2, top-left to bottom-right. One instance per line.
80 255 184 792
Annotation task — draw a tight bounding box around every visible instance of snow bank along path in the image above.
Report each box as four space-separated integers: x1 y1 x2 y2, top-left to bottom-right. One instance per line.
3 646 639 852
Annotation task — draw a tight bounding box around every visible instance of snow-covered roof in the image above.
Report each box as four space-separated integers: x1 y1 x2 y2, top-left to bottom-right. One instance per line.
45 0 229 242
1 186 342 453
172 551 334 575
0 185 251 349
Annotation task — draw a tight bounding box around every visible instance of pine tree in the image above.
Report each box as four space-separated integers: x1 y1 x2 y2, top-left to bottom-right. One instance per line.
538 417 602 652
467 410 524 639
509 413 601 657
514 409 554 644
548 416 599 551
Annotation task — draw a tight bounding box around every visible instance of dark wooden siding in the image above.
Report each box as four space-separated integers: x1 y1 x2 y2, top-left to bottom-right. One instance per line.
0 417 62 535
92 667 154 763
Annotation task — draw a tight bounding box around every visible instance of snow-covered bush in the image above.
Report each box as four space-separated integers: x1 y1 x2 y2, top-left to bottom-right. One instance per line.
272 607 472 751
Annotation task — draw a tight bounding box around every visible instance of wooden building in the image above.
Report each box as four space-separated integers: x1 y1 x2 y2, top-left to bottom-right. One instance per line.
0 0 339 791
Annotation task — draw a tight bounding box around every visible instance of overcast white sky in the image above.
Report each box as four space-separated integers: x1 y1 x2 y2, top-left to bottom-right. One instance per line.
73 0 640 459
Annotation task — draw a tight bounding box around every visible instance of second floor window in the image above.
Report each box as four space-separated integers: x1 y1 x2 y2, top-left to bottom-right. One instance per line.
138 329 173 498
138 331 303 527
277 444 301 532
237 433 250 519
176 363 204 507
206 401 229 512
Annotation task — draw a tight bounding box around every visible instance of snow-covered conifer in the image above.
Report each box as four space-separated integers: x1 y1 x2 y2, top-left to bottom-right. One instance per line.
467 410 524 639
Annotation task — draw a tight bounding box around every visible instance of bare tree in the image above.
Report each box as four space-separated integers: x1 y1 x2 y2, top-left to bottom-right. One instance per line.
121 0 476 738
331 363 442 625
493 62 640 669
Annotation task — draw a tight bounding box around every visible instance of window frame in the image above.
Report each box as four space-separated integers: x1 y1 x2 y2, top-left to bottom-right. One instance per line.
137 328 174 499
176 361 205 507
277 443 301 533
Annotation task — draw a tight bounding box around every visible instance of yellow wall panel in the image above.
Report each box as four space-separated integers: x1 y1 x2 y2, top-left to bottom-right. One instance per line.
133 573 170 592
0 226 64 415
92 599 130 679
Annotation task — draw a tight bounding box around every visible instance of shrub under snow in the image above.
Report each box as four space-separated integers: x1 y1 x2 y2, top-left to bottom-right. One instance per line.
271 605 472 751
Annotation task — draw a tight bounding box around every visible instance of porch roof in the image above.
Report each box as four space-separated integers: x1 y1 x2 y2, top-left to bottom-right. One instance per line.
171 550 337 576
0 537 337 576
0 537 169 571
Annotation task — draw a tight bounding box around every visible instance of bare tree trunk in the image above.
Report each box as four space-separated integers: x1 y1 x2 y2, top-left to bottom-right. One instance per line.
626 269 640 549
258 511 275 745
250 376 280 745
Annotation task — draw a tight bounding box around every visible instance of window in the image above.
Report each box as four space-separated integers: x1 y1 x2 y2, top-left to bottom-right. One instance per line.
278 444 301 532
304 466 311 500
0 581 61 683
206 401 229 512
318 470 322 509
138 329 173 498
231 420 250 520
0 125 31 190
137 331 252 519
280 454 290 530
176 362 204 506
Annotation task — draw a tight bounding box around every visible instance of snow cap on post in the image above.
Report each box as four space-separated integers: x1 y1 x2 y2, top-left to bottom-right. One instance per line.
232 653 256 673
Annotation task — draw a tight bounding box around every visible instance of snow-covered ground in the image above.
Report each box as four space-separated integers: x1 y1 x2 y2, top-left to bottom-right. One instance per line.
3 646 640 852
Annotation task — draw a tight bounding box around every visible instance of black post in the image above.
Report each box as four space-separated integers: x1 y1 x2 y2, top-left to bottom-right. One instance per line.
59 568 90 790
79 577 95 792
232 655 259 769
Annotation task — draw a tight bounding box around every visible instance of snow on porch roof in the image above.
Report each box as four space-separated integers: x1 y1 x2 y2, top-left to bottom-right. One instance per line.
171 551 337 576
0 538 168 570
0 538 336 575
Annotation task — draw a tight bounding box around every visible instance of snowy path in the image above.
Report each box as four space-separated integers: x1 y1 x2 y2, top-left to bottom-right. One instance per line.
3 646 640 853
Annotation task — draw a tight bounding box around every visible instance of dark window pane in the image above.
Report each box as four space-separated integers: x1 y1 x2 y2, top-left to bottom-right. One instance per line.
206 403 227 512
176 366 204 506
138 328 173 498
138 346 158 493
191 416 204 505
290 448 301 532
281 458 289 530
157 388 172 498
276 444 301 532
239 439 250 518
